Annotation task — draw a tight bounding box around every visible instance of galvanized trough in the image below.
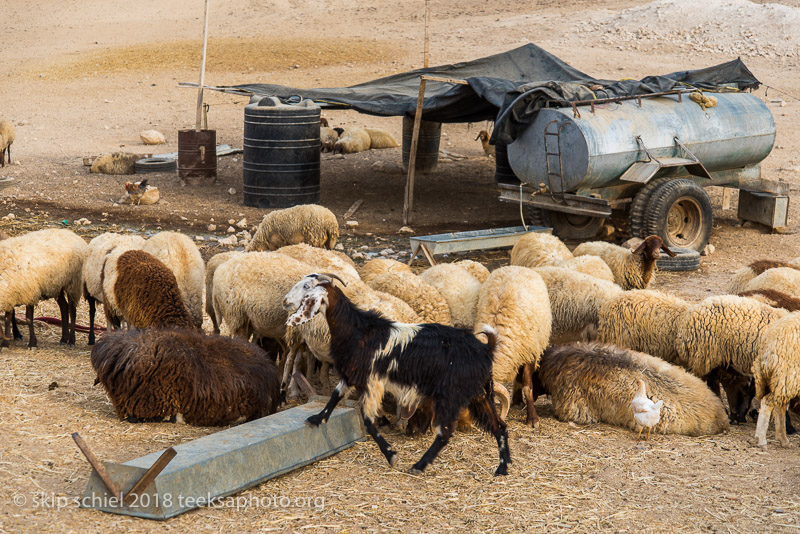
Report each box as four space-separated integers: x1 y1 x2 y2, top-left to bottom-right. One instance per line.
408 225 549 265
81 398 364 520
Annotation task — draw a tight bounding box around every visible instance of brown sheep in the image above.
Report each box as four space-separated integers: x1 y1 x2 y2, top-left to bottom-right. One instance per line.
91 328 280 425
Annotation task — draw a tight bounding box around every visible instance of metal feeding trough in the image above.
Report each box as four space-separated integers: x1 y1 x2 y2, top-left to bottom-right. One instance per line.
408 225 550 265
80 398 364 520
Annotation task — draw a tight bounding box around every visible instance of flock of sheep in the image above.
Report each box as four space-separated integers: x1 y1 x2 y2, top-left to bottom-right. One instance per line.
1 202 799 475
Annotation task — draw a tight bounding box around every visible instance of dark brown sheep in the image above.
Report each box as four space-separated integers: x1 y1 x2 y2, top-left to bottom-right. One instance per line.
739 288 800 312
101 249 194 329
91 328 280 426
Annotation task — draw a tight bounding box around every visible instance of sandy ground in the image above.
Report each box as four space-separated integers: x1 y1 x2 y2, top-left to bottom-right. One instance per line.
2 0 800 532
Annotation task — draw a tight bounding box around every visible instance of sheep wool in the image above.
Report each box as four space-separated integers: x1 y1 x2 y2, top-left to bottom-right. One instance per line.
738 289 800 312
510 232 573 268
90 152 139 175
536 342 729 436
142 231 205 329
276 243 359 283
556 255 615 283
83 233 146 305
364 128 399 149
0 120 15 165
358 258 412 283
365 270 452 324
320 126 339 152
333 127 371 154
247 204 339 251
92 328 280 426
420 263 482 328
742 267 800 297
572 236 668 290
598 289 691 366
454 259 490 283
205 251 243 334
727 260 800 295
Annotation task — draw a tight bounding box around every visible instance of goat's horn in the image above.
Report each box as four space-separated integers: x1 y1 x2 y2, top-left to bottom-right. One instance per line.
494 383 511 421
319 272 347 287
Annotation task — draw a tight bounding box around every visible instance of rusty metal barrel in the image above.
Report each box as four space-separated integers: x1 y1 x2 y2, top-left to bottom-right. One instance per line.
401 116 441 173
243 97 321 209
178 129 217 185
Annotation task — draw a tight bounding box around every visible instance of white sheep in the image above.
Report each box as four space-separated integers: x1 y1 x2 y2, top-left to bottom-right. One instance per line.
474 266 552 427
727 260 800 294
555 255 615 283
532 266 623 344
0 229 88 350
82 232 146 344
453 259 490 283
247 204 339 251
358 258 412 283
754 311 800 447
364 128 399 149
141 231 205 329
597 289 691 366
572 235 675 290
419 263 482 328
510 232 572 268
333 127 372 154
535 342 729 436
742 267 800 296
320 126 340 152
205 251 243 334
276 243 359 283
365 270 451 324
0 119 16 166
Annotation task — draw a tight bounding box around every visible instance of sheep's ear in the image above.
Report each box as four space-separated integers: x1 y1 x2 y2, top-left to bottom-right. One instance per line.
632 240 647 256
286 291 326 327
661 243 677 257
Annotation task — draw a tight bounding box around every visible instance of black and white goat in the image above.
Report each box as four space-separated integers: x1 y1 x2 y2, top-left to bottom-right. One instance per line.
283 273 511 476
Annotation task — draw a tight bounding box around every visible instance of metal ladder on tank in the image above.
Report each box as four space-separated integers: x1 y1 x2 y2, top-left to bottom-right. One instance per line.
543 119 571 205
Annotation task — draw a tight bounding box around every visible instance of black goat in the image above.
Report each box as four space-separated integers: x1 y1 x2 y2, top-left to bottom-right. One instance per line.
283 273 511 476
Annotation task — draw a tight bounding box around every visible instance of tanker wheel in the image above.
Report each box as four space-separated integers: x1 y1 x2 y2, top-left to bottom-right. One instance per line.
643 179 713 252
527 207 551 228
628 177 670 239
549 211 605 240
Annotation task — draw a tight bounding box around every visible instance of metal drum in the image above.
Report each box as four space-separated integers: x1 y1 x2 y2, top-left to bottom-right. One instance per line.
178 129 217 185
243 97 321 208
402 116 441 173
507 92 776 193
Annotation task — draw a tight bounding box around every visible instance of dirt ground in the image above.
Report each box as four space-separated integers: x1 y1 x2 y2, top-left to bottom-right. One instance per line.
2 0 800 532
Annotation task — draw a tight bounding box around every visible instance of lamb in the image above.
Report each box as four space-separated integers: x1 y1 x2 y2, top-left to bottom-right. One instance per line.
91 328 280 426
276 243 359 283
0 229 88 351
572 235 676 290
453 259 490 283
90 152 139 175
0 120 15 166
358 258 412 283
533 342 729 436
753 311 800 447
205 251 243 334
474 266 552 427
82 232 146 344
727 260 800 294
533 266 623 344
333 127 372 154
364 128 399 149
475 130 495 157
365 270 452 324
510 232 573 268
597 289 691 366
284 273 511 476
247 204 339 251
419 263 482 328
102 249 195 330
738 289 800 312
741 267 800 296
141 231 205 329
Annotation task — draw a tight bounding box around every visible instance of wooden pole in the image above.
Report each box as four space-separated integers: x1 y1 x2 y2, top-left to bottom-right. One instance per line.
403 77 428 225
195 0 211 132
424 0 431 68
72 433 122 501
123 448 177 505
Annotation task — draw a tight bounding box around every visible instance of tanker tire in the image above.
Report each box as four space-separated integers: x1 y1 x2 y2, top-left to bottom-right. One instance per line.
628 177 670 239
549 211 605 240
643 179 713 252
527 207 552 228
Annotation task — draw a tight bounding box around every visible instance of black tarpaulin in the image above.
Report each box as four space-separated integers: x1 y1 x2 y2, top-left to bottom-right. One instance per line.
220 43 760 144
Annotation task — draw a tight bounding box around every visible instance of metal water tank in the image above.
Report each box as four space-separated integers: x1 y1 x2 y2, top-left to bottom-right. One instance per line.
243 97 321 208
507 92 775 193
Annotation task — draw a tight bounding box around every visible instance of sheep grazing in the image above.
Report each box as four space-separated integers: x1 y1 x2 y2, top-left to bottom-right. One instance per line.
90 152 139 175
419 263 482 328
453 259 490 283
102 249 195 330
92 328 280 426
474 266 552 427
597 289 691 366
358 258 412 283
572 235 675 290
364 128 399 149
141 231 205 329
247 204 339 251
333 127 372 154
82 233 146 344
0 229 88 351
510 232 573 268
365 270 452 324
475 130 495 157
533 266 623 344
205 251 243 334
0 120 15 166
754 311 800 447
283 273 511 476
555 255 615 283
534 343 729 436
276 243 359 283
738 289 800 312
742 267 800 296
727 260 800 294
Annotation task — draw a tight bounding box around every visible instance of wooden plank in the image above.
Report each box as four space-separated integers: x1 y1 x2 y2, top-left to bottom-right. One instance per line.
123 448 177 505
420 75 469 85
292 371 317 397
343 199 363 219
403 78 428 225
73 433 121 500
722 187 733 210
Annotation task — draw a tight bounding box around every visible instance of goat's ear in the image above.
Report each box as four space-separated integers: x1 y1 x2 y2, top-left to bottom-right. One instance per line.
661 243 677 257
286 291 326 327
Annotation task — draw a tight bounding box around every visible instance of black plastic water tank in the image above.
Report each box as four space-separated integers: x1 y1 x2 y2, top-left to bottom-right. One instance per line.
401 116 441 173
494 144 520 185
243 97 321 208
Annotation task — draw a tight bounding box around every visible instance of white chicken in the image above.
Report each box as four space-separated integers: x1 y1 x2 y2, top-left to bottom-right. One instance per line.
631 379 663 440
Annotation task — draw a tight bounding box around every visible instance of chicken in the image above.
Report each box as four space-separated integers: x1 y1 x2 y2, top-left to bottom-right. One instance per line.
120 179 160 205
631 378 663 440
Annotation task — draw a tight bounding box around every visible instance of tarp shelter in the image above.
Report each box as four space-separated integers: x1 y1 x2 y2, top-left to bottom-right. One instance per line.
218 43 761 145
